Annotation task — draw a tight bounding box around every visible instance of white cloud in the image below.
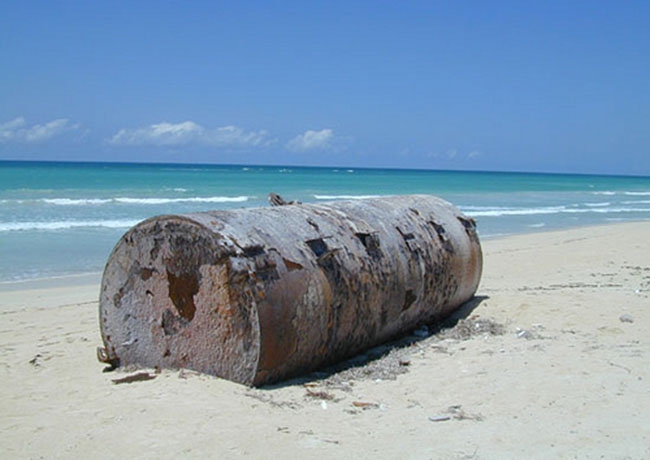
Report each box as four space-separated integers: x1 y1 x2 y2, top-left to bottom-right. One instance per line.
108 121 275 148
0 117 79 143
287 129 334 152
204 125 273 147
0 117 26 138
109 121 203 145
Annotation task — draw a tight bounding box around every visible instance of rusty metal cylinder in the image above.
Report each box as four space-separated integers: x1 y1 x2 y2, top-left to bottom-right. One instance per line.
99 195 482 385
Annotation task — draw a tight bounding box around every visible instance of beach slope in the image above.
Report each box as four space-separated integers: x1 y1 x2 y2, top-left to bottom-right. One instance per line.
1 222 648 458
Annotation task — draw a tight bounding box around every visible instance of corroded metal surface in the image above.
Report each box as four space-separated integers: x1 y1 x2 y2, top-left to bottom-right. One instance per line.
99 195 482 386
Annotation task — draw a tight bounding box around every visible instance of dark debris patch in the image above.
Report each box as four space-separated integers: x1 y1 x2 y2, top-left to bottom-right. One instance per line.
112 371 157 385
308 312 505 387
435 316 506 341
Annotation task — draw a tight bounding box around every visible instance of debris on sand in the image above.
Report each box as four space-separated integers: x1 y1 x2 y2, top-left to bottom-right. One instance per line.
437 316 506 340
619 314 634 323
429 405 484 422
312 315 506 386
304 387 335 401
112 371 157 385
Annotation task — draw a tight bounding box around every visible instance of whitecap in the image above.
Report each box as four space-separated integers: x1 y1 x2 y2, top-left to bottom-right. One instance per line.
465 205 650 217
0 219 141 232
42 198 112 206
624 191 650 196
622 200 650 205
36 196 250 205
583 202 611 207
114 196 249 205
464 206 566 217
314 194 380 200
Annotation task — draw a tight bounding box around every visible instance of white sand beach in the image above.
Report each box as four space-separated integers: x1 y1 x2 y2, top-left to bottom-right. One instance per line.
1 222 649 459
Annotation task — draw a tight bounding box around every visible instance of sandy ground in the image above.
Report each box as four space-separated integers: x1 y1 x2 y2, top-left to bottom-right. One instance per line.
1 222 649 459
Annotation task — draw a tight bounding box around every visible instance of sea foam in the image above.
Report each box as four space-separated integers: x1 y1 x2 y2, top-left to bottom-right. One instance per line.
314 194 381 200
37 196 250 205
462 205 650 217
0 219 141 232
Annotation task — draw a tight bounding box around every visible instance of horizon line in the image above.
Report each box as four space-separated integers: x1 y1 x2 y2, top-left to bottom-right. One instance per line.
1 158 649 180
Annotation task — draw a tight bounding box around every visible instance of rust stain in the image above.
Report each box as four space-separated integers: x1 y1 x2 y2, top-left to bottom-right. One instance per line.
458 215 480 244
166 269 199 322
99 195 482 386
282 258 304 272
429 220 455 253
256 284 299 376
140 267 156 280
162 308 188 336
112 287 124 308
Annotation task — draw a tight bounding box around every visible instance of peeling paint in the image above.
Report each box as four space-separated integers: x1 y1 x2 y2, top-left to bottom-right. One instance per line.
99 195 482 386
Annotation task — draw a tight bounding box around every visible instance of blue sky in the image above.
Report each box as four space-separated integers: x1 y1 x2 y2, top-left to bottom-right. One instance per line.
1 1 649 175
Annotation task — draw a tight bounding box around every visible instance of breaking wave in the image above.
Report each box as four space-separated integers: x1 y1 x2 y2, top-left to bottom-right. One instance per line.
314 194 381 200
0 219 141 232
592 190 650 196
462 205 650 217
32 196 251 206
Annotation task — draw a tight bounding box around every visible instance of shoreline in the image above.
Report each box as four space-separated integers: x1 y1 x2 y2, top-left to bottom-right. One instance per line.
1 219 648 292
0 271 102 292
1 220 649 457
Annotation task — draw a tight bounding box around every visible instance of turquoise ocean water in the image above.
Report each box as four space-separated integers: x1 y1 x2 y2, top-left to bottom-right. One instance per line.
1 161 650 283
